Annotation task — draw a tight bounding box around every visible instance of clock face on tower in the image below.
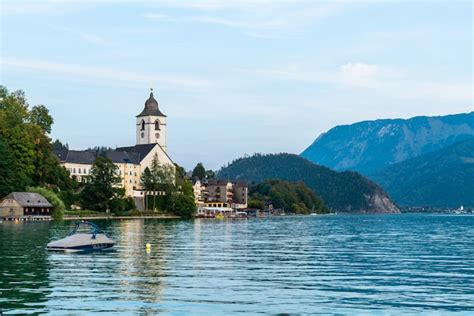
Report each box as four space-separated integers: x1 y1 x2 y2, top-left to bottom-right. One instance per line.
141 132 144 138
155 133 160 139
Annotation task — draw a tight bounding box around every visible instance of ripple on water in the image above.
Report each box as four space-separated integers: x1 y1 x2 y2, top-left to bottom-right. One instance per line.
1 215 474 314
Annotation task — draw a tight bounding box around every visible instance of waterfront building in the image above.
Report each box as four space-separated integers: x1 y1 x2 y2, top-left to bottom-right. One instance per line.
191 178 206 204
54 90 175 197
0 192 53 220
194 179 248 209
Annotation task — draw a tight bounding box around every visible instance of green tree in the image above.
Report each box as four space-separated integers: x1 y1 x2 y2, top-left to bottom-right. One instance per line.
0 137 17 197
0 86 76 194
192 162 206 180
167 193 196 218
80 156 123 212
30 105 53 134
140 167 153 190
249 179 328 214
150 154 175 192
205 169 216 179
52 139 68 151
27 186 65 220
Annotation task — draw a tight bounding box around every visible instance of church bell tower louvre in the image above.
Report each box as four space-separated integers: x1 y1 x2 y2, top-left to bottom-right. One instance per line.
136 88 167 151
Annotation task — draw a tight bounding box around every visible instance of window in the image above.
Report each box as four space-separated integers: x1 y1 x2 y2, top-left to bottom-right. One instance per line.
83 168 86 174
78 168 81 174
155 120 160 130
73 168 76 173
141 120 145 131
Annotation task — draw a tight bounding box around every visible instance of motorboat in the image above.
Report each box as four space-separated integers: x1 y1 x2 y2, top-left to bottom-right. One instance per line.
47 221 115 252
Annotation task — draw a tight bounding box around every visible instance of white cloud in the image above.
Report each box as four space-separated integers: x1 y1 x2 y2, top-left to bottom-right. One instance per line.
144 1 354 37
340 62 379 86
1 57 213 89
236 62 472 103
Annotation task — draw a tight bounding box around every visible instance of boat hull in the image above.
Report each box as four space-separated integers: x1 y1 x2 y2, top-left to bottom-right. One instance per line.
47 233 115 252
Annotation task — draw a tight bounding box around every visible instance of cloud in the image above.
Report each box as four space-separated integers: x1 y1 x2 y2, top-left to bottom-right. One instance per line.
236 62 471 103
1 57 213 89
144 1 354 37
340 62 379 86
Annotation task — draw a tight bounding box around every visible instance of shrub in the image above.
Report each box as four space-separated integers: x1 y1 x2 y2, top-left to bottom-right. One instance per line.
27 186 65 220
167 193 196 218
111 197 136 215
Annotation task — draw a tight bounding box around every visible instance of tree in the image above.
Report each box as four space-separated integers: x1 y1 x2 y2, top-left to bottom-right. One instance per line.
149 154 175 192
167 193 196 218
52 139 68 151
0 86 76 194
30 105 53 134
80 156 123 212
205 169 216 179
0 137 17 197
192 162 206 180
27 186 65 220
249 179 328 214
140 167 153 190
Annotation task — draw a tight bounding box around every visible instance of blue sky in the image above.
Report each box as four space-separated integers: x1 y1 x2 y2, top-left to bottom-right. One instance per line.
1 0 472 170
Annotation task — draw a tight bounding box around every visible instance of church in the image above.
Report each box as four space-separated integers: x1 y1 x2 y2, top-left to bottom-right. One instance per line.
55 90 175 197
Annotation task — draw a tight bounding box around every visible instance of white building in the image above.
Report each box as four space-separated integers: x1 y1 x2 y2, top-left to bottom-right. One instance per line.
56 90 175 197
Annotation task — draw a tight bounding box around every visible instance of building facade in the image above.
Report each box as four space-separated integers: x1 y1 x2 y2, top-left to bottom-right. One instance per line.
193 179 248 209
55 90 175 197
0 192 54 219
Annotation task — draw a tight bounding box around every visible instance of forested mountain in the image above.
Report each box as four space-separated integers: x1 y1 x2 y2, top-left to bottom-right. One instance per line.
218 153 399 213
248 180 328 214
370 138 474 207
301 112 474 175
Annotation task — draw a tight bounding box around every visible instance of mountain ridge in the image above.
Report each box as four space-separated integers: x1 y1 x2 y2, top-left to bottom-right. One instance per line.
301 112 474 175
369 138 474 207
217 153 399 213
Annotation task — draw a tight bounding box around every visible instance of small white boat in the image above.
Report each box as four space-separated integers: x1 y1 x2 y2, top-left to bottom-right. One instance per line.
47 221 115 252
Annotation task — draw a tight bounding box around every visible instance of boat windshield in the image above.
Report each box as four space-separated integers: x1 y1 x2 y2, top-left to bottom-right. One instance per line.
68 221 103 238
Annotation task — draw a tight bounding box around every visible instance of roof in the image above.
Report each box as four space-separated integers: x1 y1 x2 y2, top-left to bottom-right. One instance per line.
54 149 68 162
136 91 166 117
55 150 96 164
116 143 174 164
104 150 140 164
115 144 156 162
54 149 141 165
234 181 247 188
4 192 53 208
207 179 231 186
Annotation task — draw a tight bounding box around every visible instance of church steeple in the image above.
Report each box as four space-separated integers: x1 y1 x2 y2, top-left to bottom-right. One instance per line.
136 88 166 117
136 89 168 150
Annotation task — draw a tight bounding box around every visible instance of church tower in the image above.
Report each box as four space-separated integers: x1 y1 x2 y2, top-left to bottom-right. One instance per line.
136 89 167 151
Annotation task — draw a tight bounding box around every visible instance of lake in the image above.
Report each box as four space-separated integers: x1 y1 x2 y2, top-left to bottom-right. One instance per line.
1 214 473 314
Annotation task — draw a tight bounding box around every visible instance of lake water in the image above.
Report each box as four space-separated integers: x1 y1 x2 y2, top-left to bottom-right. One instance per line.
1 214 473 314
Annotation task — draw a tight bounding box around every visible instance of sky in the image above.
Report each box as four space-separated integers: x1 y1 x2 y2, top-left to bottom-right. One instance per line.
1 0 472 170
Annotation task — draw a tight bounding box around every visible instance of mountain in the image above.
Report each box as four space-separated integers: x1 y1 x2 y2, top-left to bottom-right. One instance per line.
217 153 399 213
370 138 474 207
301 112 474 175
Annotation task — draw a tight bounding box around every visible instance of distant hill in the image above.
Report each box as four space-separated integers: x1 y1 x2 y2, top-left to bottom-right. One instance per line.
217 153 399 213
370 138 474 207
301 112 474 175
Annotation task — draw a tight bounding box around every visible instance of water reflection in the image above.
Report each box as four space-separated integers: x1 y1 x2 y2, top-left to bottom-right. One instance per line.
1 215 474 314
0 222 52 313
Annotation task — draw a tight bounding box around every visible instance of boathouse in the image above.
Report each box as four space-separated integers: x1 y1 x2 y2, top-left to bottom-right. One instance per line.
0 192 53 220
